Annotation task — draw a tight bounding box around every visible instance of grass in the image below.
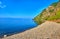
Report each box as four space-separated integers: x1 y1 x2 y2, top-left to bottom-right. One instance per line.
47 11 60 20
34 1 60 24
34 11 60 24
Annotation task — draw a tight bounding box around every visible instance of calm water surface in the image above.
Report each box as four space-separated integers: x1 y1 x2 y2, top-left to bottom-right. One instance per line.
0 18 37 37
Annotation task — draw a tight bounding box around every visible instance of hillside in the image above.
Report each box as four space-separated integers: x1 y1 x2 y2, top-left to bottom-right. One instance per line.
34 1 60 24
3 21 60 39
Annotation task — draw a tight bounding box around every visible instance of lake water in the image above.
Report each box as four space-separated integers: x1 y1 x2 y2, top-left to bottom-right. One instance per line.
0 18 37 37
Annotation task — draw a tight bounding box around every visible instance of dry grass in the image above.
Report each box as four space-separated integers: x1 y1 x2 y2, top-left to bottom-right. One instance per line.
3 21 60 39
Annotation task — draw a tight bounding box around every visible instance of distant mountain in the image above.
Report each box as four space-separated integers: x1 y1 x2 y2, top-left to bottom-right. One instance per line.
34 1 60 24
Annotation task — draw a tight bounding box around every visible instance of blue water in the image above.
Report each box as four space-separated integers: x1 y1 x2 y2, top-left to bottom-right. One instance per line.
0 18 37 37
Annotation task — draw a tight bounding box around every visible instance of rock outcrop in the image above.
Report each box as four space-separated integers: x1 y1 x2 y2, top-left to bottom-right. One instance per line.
34 1 60 24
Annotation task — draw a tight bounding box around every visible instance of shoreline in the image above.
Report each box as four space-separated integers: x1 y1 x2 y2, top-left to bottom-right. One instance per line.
3 21 60 39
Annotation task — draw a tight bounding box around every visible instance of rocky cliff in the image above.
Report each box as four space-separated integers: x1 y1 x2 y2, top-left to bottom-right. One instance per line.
34 1 60 24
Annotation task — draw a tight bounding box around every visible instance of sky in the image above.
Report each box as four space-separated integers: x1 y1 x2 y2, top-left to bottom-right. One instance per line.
0 0 58 18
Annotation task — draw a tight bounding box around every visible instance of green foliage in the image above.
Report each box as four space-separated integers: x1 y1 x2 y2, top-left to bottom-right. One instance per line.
42 9 46 12
47 11 60 20
34 11 60 24
34 14 43 24
34 2 60 25
51 2 58 7
49 9 54 12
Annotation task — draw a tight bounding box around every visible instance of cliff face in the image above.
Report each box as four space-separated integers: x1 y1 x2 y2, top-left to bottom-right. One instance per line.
34 2 60 24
